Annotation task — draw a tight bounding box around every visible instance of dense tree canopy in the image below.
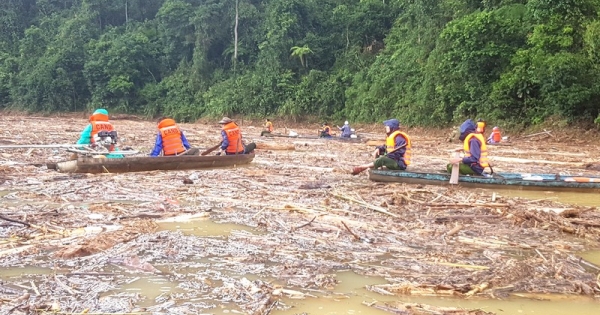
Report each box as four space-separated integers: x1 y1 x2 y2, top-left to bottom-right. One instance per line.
0 0 599 125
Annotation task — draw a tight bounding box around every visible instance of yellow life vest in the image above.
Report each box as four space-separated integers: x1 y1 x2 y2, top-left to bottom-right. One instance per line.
386 130 411 166
463 133 489 168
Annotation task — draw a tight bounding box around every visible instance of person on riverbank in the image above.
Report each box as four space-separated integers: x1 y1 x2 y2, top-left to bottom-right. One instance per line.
448 119 490 176
216 117 256 155
487 126 502 144
261 119 274 136
76 108 123 158
351 119 411 175
150 117 198 157
337 121 352 138
319 122 332 138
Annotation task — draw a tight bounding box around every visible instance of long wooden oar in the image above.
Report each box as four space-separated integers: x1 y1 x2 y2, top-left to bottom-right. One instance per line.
200 142 223 156
0 144 79 149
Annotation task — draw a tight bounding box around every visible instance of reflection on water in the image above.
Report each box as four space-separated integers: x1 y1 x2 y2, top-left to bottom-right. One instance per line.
483 188 600 207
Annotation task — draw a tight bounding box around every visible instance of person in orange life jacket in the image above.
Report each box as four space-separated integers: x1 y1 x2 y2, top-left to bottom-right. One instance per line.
351 119 411 175
216 117 256 155
76 108 123 158
150 117 197 156
487 126 502 144
319 122 332 138
261 119 274 136
448 119 490 176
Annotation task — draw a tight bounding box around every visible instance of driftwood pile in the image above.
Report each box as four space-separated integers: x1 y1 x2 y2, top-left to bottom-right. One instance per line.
1 115 600 315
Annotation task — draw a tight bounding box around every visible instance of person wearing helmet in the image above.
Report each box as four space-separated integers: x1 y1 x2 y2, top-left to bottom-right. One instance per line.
76 109 123 158
487 126 502 144
351 119 411 175
448 119 490 176
319 122 332 138
337 120 352 138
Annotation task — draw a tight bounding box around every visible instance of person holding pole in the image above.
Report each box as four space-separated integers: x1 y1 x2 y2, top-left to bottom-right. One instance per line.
351 119 411 175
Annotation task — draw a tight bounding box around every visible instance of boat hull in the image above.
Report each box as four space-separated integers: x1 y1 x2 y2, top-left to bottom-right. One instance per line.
368 169 600 192
263 133 363 142
51 153 255 174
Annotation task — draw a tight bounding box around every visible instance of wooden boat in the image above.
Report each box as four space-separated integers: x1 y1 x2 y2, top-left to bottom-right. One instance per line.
263 133 364 142
368 169 600 192
49 153 255 174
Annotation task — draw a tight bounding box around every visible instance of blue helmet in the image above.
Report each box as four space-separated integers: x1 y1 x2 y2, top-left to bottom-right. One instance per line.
459 119 476 141
383 119 400 131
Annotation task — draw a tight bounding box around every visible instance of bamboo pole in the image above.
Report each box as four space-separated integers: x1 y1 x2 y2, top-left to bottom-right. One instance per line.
330 192 399 218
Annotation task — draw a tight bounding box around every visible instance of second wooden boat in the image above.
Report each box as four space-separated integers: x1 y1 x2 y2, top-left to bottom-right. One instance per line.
368 169 600 192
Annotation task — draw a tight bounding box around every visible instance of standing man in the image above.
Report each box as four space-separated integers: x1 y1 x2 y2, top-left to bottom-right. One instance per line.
261 119 274 136
77 108 123 158
448 119 490 176
150 117 198 156
216 117 256 155
337 121 352 138
351 119 411 175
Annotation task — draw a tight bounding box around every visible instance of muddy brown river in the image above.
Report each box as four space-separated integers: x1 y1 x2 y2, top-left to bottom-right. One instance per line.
4 216 599 315
2 115 600 314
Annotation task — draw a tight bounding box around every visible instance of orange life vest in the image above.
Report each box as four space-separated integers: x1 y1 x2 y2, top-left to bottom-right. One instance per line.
491 130 501 143
323 125 331 135
158 118 186 156
223 122 243 154
386 130 412 166
464 133 489 168
90 121 115 144
265 121 274 132
90 112 109 122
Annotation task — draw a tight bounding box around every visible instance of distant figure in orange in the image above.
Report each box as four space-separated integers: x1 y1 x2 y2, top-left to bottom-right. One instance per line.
487 126 502 144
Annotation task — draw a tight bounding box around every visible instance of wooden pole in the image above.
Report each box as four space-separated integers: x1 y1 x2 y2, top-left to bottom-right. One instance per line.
0 144 79 149
450 152 460 184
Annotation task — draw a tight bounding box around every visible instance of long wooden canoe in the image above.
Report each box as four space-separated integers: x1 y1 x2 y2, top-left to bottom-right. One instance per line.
368 169 600 192
50 153 255 174
263 133 364 142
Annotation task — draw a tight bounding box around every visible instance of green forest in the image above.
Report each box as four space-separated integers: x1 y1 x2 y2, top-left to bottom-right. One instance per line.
1 0 599 125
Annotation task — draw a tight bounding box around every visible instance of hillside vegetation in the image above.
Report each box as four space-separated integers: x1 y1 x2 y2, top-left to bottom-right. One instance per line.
0 0 599 125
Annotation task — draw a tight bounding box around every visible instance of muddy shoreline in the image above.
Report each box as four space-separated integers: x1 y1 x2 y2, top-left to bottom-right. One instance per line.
1 116 600 315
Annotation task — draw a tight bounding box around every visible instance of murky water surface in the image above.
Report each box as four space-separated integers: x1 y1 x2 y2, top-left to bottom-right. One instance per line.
3 192 600 314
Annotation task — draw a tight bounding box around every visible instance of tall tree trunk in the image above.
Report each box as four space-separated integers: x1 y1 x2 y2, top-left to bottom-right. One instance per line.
234 0 239 70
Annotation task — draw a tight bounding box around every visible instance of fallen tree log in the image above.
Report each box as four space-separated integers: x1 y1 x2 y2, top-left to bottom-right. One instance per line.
255 143 296 150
